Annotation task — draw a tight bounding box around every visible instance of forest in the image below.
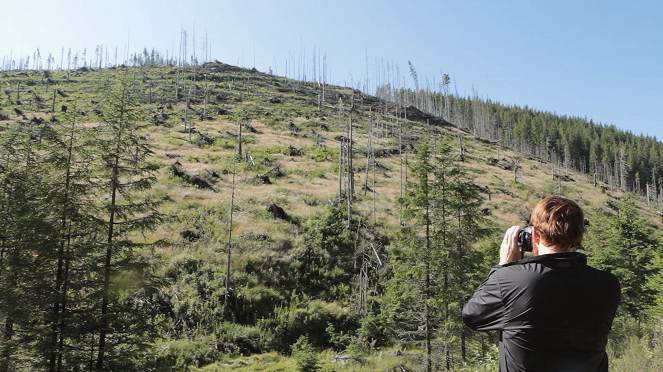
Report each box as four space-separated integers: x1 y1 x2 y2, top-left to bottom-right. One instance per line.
0 53 662 371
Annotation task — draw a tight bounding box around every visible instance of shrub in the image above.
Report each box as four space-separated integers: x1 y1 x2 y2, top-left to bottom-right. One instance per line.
356 312 392 348
306 145 337 162
301 195 320 206
292 336 321 372
214 322 264 356
300 120 329 131
238 285 284 321
259 299 359 353
212 138 236 150
608 333 663 372
145 338 220 371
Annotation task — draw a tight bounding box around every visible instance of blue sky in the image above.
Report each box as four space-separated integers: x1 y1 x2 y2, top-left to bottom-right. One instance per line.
2 0 662 139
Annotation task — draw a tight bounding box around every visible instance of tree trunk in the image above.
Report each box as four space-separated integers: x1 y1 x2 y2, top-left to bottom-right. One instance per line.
96 156 119 370
425 205 432 372
0 316 13 372
237 122 242 156
224 163 236 317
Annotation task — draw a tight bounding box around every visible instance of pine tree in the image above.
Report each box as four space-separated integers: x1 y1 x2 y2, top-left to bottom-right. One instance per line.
384 137 490 371
0 126 59 370
584 198 660 321
429 139 491 367
93 74 163 370
385 141 436 371
43 106 98 372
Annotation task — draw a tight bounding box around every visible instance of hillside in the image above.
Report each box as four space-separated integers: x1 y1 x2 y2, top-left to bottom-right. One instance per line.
0 63 662 371
3 63 658 230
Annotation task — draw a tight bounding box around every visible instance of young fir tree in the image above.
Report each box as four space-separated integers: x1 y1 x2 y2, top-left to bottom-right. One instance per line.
583 198 661 321
42 106 99 372
0 126 60 371
92 74 163 371
429 139 491 366
384 138 489 372
385 141 436 372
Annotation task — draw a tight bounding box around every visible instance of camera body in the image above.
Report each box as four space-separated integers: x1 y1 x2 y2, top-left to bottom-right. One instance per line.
517 226 533 252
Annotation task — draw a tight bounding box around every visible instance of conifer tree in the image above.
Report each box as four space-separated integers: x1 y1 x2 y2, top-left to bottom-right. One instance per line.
43 106 98 372
93 74 163 370
0 126 58 371
384 137 489 371
584 198 661 321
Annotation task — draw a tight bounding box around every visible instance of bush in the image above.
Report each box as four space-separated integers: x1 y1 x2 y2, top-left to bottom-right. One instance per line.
292 336 321 372
300 120 328 131
214 322 264 356
145 338 220 371
259 299 359 353
608 333 663 371
356 312 392 348
212 138 236 150
301 195 320 206
306 145 337 162
238 285 284 321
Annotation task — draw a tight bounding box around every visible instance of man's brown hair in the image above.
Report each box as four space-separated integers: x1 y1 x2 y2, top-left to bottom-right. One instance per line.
530 195 585 250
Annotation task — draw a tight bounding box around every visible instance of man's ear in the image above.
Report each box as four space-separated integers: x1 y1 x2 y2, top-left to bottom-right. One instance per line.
532 227 540 243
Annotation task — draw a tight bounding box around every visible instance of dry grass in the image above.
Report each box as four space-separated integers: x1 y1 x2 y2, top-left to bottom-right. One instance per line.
143 104 659 251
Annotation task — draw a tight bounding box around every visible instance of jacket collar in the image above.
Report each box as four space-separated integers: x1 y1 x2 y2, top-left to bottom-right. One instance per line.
505 252 587 268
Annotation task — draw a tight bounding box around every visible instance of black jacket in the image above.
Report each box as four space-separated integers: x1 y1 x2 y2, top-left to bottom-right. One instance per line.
462 252 620 372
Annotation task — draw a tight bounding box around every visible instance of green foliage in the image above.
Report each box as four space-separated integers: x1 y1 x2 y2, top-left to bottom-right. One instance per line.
145 338 221 371
193 351 294 371
543 178 570 195
236 148 277 172
93 74 166 369
584 198 661 320
188 154 226 164
293 206 358 300
300 120 328 131
301 195 321 206
306 145 338 162
0 126 62 369
0 75 167 371
260 145 289 154
214 322 264 356
356 312 392 348
290 167 329 179
385 138 492 370
292 336 321 372
238 285 284 322
386 85 663 195
213 137 237 150
259 299 358 353
607 320 663 371
456 344 500 372
164 254 227 337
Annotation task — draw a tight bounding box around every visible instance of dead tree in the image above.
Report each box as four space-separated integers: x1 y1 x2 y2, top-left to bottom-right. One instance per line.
224 160 236 318
349 106 355 194
364 112 373 194
237 121 242 156
339 136 344 197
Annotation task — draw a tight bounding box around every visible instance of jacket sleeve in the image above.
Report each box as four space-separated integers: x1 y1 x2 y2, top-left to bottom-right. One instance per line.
462 266 505 331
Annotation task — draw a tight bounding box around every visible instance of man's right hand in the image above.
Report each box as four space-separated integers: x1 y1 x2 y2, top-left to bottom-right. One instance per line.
499 226 522 265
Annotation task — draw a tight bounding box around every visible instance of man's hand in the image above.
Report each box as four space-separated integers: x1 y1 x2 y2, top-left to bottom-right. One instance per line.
500 226 522 265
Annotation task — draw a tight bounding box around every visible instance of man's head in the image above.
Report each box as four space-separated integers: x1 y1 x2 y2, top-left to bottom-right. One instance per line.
530 195 585 252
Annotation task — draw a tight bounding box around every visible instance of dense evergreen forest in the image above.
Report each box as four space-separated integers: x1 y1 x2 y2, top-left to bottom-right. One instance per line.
0 56 662 371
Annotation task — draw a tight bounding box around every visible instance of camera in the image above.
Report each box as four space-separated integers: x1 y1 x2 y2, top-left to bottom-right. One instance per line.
517 226 533 252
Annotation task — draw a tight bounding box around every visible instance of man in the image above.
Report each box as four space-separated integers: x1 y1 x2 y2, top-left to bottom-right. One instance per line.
462 196 620 372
